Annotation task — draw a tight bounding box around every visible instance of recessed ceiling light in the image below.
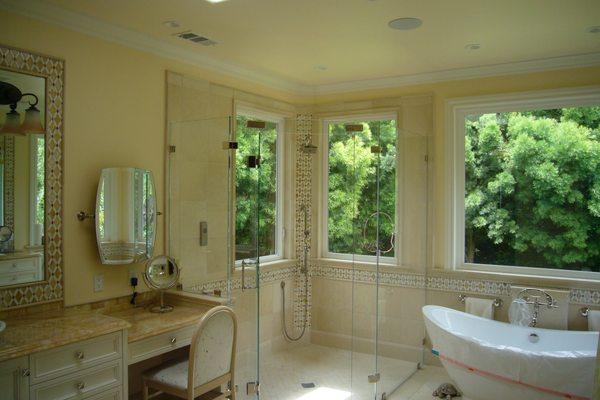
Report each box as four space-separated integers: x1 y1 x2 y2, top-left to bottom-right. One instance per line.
465 43 481 51
163 20 180 28
205 0 228 3
314 65 328 71
588 26 600 34
388 17 422 31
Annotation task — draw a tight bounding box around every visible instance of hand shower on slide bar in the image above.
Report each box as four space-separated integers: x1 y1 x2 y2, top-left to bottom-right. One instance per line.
281 205 309 341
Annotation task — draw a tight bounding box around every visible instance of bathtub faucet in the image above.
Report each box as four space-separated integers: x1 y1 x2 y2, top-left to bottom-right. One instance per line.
516 288 558 327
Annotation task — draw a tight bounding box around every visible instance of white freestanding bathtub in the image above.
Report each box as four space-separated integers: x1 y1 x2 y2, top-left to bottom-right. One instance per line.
423 305 598 400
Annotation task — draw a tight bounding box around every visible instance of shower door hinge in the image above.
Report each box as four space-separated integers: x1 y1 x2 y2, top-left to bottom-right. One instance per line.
424 154 429 162
222 141 238 150
246 381 260 395
368 373 380 383
169 145 176 153
247 155 261 168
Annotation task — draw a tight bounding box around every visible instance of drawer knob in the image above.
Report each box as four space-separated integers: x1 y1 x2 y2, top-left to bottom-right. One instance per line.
21 368 30 377
170 336 176 344
76 381 85 391
75 351 85 360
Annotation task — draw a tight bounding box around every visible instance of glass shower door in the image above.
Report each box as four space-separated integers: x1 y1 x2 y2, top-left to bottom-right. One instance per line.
232 116 263 399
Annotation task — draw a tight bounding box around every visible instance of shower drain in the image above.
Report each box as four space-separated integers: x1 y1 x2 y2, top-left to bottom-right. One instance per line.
301 382 316 389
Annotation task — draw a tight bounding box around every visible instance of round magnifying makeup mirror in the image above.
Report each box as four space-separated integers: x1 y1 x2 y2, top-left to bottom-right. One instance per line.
143 255 180 313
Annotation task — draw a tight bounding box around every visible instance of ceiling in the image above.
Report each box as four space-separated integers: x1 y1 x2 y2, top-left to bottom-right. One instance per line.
7 0 600 93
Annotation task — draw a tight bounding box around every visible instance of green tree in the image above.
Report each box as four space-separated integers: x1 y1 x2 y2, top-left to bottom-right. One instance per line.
328 119 396 256
235 116 277 259
465 107 600 271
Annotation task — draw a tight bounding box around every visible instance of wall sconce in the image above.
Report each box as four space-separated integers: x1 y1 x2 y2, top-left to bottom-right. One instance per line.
0 80 44 135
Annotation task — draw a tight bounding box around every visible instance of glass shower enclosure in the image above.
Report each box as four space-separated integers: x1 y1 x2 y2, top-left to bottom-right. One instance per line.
166 78 430 400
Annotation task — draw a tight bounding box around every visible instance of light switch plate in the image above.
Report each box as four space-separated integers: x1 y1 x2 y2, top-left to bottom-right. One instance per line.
94 274 104 292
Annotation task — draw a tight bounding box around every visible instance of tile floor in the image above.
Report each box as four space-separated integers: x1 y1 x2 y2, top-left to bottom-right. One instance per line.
257 343 418 400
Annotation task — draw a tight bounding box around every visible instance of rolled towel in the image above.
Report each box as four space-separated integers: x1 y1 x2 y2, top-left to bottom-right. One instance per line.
588 310 600 331
509 298 533 326
465 297 494 319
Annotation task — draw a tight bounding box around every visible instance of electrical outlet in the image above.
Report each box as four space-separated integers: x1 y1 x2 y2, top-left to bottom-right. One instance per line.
128 269 138 280
94 274 104 292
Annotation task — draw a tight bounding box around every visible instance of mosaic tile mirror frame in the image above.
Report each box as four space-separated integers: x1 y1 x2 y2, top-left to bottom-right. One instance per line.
0 44 64 308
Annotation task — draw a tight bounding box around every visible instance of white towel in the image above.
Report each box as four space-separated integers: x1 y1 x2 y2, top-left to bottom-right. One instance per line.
465 297 494 319
588 310 600 331
508 299 532 326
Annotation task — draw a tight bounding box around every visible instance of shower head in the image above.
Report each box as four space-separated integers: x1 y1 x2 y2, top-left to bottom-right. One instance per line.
301 144 318 154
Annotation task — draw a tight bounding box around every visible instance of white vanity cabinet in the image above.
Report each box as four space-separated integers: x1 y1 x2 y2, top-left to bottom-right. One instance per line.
0 253 43 286
0 330 126 400
0 356 29 400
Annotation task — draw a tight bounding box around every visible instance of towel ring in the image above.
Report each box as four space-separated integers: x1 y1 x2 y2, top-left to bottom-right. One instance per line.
458 294 503 308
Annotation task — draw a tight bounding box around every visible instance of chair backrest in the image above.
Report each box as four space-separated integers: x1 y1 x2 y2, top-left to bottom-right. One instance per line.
187 305 237 393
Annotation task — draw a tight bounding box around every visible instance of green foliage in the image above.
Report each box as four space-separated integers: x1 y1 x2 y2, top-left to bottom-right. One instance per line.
327 119 396 256
235 116 277 259
465 107 600 272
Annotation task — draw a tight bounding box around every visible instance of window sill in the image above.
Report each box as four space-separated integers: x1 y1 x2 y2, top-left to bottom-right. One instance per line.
448 267 600 289
232 258 298 276
314 257 424 275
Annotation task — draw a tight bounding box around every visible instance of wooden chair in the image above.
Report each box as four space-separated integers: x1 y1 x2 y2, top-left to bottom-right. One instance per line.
142 306 237 400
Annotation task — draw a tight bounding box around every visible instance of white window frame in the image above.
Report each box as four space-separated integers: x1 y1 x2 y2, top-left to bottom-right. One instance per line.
446 86 600 280
322 113 398 264
235 106 285 265
29 133 44 247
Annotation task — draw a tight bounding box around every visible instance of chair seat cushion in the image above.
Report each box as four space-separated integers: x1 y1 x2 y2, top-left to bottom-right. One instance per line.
143 358 189 391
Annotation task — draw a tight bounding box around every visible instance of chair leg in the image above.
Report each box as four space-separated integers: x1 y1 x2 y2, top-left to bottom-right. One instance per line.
142 380 149 400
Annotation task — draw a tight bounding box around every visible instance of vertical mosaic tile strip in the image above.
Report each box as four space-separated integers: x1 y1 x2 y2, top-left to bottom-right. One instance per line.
0 45 64 308
1 136 14 252
293 114 313 329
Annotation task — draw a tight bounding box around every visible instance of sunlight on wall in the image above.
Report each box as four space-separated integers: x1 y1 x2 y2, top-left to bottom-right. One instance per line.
297 387 352 400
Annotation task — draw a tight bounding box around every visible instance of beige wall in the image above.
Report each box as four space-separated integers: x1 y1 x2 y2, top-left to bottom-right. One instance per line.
3 9 600 308
0 10 296 306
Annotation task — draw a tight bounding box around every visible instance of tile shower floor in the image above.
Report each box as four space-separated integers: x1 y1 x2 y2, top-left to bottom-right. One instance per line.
152 343 463 400
257 343 419 400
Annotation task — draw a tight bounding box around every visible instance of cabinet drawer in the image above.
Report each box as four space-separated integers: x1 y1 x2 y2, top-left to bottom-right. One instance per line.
30 359 122 400
84 387 121 400
0 257 41 274
0 270 41 286
128 325 195 364
31 332 122 384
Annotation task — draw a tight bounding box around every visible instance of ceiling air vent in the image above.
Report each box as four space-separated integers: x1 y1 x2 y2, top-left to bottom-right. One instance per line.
174 31 217 46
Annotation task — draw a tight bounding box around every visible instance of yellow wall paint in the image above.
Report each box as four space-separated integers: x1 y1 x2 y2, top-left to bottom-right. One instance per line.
0 10 296 306
2 10 600 306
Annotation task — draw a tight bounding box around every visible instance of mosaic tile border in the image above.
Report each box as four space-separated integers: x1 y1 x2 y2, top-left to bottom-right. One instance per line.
0 136 14 252
293 114 313 329
312 264 600 305
186 266 297 295
0 44 64 308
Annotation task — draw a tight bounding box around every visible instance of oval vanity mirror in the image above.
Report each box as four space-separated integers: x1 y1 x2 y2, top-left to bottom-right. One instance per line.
143 255 179 313
95 167 156 264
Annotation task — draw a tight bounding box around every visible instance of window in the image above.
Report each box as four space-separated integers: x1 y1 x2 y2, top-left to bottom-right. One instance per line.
235 109 283 263
448 88 600 279
29 134 44 247
323 115 397 262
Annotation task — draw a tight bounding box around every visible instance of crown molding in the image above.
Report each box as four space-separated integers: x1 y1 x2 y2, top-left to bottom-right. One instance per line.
0 0 312 95
2 0 600 98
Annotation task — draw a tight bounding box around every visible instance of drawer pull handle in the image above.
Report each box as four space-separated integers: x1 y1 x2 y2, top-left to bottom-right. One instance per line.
170 337 176 344
76 381 85 391
21 368 30 377
75 351 85 360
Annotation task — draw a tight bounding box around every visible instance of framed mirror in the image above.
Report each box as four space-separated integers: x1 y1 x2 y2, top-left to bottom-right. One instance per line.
95 167 157 264
0 44 64 308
